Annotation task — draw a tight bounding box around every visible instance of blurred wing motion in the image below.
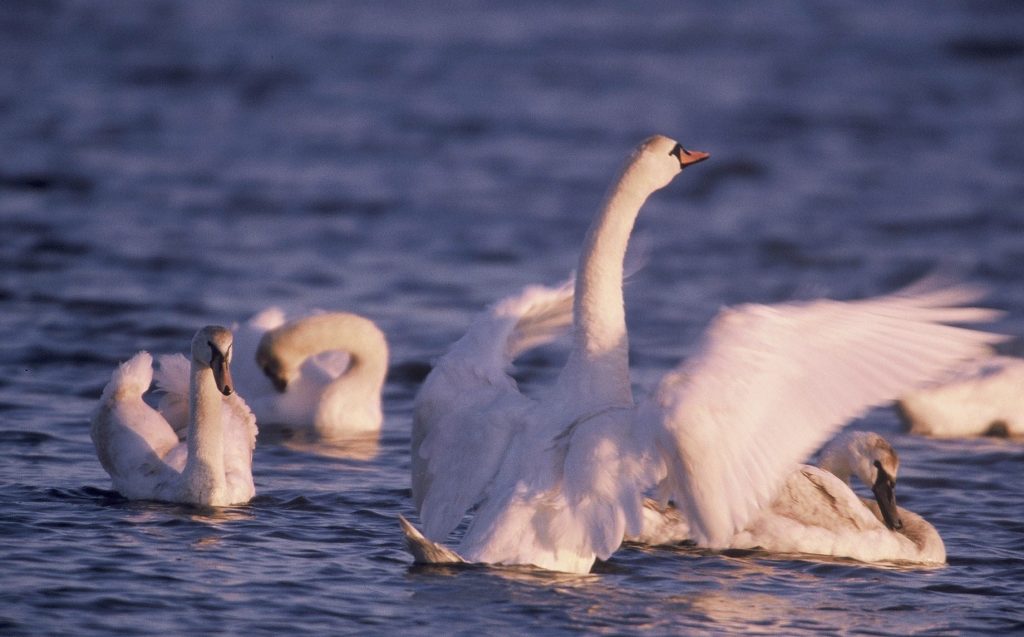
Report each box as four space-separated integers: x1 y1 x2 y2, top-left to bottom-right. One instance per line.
411 280 574 540
641 281 1004 548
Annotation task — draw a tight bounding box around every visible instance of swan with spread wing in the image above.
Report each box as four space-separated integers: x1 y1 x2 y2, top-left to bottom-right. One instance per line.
402 135 1002 574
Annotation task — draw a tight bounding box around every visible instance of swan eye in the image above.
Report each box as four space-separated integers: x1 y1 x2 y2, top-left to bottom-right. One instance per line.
208 340 226 362
669 143 685 160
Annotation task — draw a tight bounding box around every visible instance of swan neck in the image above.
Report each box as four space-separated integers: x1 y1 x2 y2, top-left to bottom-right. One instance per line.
817 445 854 485
568 169 651 403
270 314 389 388
185 363 226 494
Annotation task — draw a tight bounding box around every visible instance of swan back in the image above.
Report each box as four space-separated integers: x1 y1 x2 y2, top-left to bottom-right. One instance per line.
897 355 1024 437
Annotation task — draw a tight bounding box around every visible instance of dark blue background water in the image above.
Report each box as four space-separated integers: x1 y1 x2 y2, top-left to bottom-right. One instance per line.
2 1 1023 634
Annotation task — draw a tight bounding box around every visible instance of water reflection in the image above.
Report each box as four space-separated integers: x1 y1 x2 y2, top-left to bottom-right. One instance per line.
259 429 381 461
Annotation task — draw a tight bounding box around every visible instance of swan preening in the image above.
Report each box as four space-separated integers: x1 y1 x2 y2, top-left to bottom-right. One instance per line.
631 431 946 565
897 355 1024 438
230 308 389 440
403 135 1002 573
91 326 257 506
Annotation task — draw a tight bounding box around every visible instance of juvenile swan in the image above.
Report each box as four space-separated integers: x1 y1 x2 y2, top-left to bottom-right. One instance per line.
91 326 257 506
897 355 1024 438
631 431 945 564
730 431 946 564
402 135 1002 574
228 308 389 439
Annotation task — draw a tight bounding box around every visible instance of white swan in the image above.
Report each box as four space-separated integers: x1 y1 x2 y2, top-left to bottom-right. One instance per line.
402 135 1002 574
632 431 945 565
897 355 1024 437
228 308 389 440
91 326 257 506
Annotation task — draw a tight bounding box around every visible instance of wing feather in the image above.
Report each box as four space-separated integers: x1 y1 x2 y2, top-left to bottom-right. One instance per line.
642 282 1005 548
411 281 574 540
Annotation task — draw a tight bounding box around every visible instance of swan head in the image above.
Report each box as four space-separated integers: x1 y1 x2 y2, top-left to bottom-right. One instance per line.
255 342 293 393
629 135 709 191
820 431 903 531
254 327 303 391
191 325 235 396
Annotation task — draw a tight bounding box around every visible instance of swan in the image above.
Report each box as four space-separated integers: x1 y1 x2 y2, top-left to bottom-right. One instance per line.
897 355 1024 437
227 308 389 440
631 431 946 565
401 135 1002 574
90 326 257 506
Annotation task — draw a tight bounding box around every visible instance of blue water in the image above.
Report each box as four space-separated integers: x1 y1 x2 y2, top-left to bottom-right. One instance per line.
2 1 1024 634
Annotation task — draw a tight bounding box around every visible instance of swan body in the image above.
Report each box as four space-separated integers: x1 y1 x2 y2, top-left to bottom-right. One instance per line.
897 355 1024 437
91 326 257 506
230 308 389 439
726 431 946 564
404 135 1002 573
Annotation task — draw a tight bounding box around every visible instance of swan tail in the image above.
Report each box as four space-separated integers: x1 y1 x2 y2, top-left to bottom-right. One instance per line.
398 515 465 565
101 351 154 402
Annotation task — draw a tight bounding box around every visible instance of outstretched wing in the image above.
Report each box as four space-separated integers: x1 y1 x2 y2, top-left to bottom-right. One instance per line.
411 280 574 540
640 281 1004 548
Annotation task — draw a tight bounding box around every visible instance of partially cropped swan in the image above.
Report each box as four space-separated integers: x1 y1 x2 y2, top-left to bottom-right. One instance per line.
91 326 257 506
401 135 1001 574
227 308 389 439
897 355 1024 437
632 431 945 564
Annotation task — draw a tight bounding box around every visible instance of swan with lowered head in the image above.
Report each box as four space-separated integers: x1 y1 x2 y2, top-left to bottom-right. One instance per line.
225 308 388 440
401 135 1002 573
633 431 945 565
897 355 1024 438
91 326 257 506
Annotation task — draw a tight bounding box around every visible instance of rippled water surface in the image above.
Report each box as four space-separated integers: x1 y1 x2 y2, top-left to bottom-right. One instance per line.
2 1 1024 634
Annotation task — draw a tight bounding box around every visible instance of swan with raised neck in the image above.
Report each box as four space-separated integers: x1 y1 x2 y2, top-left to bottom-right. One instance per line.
180 325 236 504
255 312 389 437
91 324 255 506
560 136 708 406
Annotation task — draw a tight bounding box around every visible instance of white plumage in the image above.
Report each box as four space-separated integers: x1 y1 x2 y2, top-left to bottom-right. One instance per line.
632 431 946 565
897 355 1024 437
91 326 257 506
229 308 388 440
403 135 1002 573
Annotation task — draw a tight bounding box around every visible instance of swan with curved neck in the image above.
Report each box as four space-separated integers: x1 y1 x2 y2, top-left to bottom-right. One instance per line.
560 142 708 407
231 310 389 439
91 326 257 506
404 135 1001 574
728 431 946 564
631 431 945 565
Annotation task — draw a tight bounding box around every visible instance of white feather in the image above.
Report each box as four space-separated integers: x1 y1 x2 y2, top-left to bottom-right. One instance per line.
403 135 1001 573
643 287 1003 548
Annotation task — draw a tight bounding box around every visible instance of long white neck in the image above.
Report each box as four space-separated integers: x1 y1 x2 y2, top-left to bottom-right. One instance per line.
272 313 389 392
183 362 227 503
561 163 656 406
